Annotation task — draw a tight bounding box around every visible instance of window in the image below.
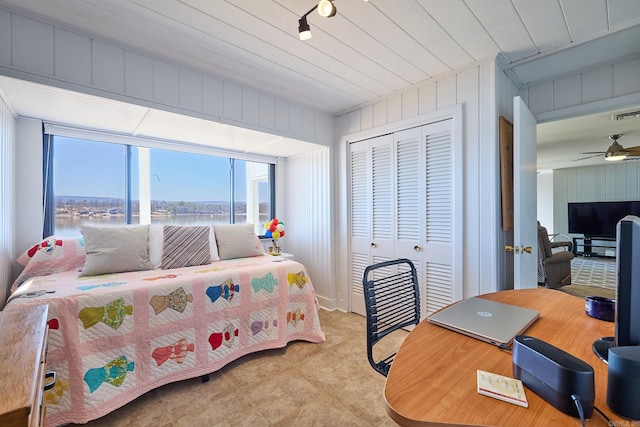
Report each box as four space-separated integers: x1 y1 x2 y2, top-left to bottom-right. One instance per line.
47 135 275 237
52 137 129 236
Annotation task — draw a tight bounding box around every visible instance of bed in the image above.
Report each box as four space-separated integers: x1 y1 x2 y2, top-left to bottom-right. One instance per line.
4 224 325 426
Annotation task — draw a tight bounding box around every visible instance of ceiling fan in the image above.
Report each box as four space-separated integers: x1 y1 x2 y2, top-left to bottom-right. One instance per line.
576 134 640 162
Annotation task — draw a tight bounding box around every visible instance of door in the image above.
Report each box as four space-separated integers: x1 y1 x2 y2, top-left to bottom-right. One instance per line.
393 127 423 264
512 96 538 288
349 134 395 315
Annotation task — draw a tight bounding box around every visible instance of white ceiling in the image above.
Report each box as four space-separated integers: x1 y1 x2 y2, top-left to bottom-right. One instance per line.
0 75 323 158
1 0 640 165
537 105 640 171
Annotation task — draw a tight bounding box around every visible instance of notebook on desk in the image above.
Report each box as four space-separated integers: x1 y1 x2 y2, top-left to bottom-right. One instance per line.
427 297 540 346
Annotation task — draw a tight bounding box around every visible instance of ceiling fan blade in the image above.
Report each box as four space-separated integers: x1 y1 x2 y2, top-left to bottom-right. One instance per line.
574 154 602 161
625 146 640 153
579 151 606 155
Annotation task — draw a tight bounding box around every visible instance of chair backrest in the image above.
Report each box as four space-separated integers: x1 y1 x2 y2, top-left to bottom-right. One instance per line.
537 222 553 259
362 258 421 376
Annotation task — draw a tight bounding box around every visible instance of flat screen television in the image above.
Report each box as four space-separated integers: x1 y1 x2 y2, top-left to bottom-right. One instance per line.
568 201 640 238
593 215 640 362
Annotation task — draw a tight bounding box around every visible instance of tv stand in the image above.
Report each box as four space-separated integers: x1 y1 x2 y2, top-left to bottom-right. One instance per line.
572 236 615 258
593 336 614 363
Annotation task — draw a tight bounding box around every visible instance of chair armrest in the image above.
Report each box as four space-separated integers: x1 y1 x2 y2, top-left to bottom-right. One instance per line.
545 250 574 264
549 241 573 252
549 233 573 252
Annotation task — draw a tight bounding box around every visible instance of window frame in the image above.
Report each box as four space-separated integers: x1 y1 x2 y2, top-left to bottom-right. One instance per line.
43 126 277 238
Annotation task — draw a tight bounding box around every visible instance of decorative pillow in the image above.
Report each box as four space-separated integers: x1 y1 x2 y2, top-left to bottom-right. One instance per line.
213 224 265 260
11 235 86 292
149 224 220 268
161 225 211 269
80 225 152 276
149 224 164 268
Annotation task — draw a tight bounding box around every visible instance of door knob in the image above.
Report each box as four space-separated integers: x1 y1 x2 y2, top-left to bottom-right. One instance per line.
413 245 422 251
370 243 377 248
505 245 532 254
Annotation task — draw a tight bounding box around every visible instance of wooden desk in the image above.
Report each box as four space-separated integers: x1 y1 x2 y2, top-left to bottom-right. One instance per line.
384 288 620 426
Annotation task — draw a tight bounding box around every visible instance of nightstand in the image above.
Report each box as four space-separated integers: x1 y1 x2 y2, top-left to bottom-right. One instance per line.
0 305 51 427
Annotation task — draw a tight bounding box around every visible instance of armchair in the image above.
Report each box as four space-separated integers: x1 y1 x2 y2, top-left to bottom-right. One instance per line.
537 222 574 288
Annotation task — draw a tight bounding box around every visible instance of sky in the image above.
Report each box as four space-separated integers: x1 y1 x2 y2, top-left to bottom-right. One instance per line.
54 136 250 202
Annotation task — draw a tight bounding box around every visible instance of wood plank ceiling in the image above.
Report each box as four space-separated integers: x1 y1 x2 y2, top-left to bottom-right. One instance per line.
2 0 639 113
0 0 639 164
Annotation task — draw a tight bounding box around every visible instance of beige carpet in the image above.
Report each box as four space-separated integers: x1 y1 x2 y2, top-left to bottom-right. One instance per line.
68 309 402 427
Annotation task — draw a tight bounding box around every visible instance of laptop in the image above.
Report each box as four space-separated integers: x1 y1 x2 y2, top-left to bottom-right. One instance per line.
427 297 540 346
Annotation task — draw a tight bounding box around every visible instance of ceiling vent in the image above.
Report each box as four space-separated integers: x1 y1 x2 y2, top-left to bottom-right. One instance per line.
612 110 640 121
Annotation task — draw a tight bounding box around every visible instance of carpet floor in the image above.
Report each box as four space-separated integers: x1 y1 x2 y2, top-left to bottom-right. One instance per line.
68 309 402 427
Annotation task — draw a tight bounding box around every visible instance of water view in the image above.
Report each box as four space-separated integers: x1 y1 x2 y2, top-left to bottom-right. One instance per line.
54 197 268 236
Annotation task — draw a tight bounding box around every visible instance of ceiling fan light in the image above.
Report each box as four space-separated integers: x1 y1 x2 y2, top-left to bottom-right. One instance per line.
605 152 628 161
317 0 337 17
298 17 312 40
604 136 628 161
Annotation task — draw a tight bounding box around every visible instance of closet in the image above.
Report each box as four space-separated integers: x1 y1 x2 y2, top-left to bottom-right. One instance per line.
349 118 462 318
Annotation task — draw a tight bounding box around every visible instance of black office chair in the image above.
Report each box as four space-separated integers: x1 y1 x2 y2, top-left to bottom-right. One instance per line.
362 258 421 376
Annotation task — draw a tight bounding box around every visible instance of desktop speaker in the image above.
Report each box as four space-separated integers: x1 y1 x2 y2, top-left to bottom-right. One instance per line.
513 336 594 418
607 346 640 420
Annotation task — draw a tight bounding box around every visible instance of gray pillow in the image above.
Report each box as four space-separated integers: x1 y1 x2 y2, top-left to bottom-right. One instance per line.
80 225 152 276
213 224 264 260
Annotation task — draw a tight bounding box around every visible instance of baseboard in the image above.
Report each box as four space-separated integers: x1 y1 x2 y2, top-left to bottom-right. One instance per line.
316 295 337 311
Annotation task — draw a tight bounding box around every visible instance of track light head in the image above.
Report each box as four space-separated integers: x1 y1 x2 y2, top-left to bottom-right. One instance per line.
317 0 337 18
298 16 312 40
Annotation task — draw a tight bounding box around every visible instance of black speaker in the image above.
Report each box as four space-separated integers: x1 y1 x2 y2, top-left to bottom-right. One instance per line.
513 336 594 418
607 346 640 420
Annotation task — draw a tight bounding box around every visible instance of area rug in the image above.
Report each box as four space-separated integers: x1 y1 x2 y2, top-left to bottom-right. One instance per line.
559 257 616 300
556 284 615 299
570 257 616 289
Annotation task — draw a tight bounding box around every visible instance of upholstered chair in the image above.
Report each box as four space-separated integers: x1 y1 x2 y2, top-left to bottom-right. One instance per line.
537 222 574 288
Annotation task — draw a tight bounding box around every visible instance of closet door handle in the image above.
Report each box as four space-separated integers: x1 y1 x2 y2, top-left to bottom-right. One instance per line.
414 245 422 252
370 243 377 248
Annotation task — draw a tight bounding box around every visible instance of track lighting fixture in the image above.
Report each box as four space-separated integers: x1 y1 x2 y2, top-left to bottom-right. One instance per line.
297 0 337 41
298 16 312 41
317 0 337 18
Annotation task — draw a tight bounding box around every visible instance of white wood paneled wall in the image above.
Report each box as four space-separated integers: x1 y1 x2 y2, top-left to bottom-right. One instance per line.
282 148 334 308
553 163 640 234
0 8 334 146
0 93 16 308
335 58 510 311
521 55 640 119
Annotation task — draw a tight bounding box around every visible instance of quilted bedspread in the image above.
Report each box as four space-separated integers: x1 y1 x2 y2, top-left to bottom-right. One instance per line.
5 255 325 426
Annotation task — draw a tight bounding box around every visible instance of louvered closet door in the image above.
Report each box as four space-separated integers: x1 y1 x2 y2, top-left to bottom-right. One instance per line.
421 119 458 316
349 134 395 316
394 127 424 265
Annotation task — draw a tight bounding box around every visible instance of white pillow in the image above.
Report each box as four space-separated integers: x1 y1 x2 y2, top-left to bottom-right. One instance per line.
80 224 152 276
149 224 220 268
213 224 265 260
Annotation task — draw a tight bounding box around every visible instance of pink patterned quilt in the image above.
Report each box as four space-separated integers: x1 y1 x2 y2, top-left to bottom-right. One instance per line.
5 255 325 426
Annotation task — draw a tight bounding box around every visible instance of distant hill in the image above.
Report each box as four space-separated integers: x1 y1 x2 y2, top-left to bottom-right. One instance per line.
55 195 229 205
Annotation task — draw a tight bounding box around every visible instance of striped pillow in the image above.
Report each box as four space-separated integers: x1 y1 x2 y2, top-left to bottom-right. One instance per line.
161 225 211 269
